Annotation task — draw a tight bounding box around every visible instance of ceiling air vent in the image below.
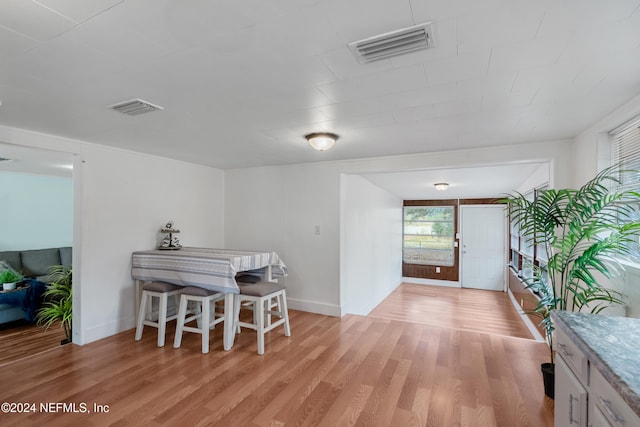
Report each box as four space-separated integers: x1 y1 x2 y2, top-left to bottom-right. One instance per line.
348 22 434 64
110 98 164 116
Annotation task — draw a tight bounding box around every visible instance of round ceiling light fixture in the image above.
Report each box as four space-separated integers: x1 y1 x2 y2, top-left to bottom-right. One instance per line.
305 132 339 151
434 182 449 191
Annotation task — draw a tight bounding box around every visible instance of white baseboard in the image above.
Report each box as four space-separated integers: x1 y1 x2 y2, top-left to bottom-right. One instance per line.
287 298 342 317
401 277 461 288
80 316 136 345
507 288 545 342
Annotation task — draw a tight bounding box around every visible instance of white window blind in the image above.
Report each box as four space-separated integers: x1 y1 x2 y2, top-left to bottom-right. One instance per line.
535 185 549 263
520 190 535 257
611 117 640 191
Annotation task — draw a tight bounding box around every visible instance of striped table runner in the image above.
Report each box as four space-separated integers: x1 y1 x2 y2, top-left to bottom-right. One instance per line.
131 247 287 293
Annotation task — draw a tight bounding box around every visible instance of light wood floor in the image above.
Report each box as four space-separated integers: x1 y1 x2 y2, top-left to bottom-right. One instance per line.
0 320 66 366
370 283 535 340
0 286 553 426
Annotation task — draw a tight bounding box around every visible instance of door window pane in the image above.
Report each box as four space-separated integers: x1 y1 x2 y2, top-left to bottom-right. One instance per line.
403 206 455 266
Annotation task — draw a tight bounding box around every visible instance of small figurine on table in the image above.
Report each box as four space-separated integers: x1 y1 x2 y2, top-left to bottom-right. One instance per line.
159 221 182 250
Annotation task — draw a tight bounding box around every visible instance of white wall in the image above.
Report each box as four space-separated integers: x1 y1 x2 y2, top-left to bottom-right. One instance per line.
515 162 550 193
623 267 640 318
0 172 73 251
0 125 225 344
572 92 640 318
225 140 574 316
340 174 402 315
573 92 640 187
225 163 342 315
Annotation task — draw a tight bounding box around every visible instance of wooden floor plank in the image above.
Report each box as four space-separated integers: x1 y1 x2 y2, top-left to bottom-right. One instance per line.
0 285 553 426
369 283 534 339
0 320 66 366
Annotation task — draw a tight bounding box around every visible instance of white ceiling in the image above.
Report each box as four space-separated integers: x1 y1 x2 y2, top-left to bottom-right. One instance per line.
0 1 639 195
0 142 72 177
361 162 547 200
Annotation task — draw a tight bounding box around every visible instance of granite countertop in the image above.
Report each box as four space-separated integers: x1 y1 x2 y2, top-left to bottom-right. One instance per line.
552 311 640 417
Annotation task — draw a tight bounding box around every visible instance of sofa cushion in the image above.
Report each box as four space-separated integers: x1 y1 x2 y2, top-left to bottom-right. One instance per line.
21 249 61 277
59 247 72 269
0 260 19 275
0 252 21 273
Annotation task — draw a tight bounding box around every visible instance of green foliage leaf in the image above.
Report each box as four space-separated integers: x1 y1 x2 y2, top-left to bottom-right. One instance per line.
505 165 640 363
36 265 72 342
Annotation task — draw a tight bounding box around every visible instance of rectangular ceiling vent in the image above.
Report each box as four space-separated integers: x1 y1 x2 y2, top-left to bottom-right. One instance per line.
110 98 164 116
348 22 434 64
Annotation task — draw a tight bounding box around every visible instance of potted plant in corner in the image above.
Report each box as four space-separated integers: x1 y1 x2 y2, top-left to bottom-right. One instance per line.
0 269 23 291
504 166 640 399
36 265 73 345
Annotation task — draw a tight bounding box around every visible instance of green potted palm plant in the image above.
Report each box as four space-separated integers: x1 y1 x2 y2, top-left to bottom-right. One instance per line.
505 166 640 398
36 265 72 344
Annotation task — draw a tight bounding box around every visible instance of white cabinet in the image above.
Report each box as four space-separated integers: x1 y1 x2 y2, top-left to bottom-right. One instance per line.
590 404 613 427
555 322 640 427
556 355 588 426
556 328 589 384
590 367 640 427
555 328 589 427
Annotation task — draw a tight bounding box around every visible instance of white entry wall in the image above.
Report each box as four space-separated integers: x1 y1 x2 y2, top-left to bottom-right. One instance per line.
340 174 403 315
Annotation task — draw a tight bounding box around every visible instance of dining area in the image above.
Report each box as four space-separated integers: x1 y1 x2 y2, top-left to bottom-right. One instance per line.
131 247 291 355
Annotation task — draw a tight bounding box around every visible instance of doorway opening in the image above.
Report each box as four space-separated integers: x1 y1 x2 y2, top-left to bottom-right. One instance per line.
0 142 75 364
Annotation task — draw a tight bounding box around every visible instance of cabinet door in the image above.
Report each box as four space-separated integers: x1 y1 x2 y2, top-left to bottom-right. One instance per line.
590 367 640 427
590 404 613 427
555 356 588 427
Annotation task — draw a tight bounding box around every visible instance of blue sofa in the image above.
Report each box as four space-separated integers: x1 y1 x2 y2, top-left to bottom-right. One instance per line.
0 247 72 324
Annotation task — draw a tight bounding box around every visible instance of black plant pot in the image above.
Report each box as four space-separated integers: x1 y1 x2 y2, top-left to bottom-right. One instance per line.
541 362 555 399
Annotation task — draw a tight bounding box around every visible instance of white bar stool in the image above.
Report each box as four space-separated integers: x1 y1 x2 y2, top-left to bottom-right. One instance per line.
234 282 291 355
135 281 183 347
173 286 225 354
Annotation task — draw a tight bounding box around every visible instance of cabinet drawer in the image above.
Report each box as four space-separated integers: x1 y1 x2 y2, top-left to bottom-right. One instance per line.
556 328 589 385
591 367 640 427
555 356 588 427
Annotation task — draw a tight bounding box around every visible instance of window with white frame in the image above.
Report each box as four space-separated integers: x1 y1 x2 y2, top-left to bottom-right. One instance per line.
611 117 640 191
611 116 640 258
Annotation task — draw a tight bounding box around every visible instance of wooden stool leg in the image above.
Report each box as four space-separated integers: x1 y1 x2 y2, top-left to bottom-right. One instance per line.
135 291 148 341
256 297 265 355
157 292 168 347
281 290 291 337
173 295 188 348
195 300 203 329
234 295 242 334
223 293 234 351
209 300 216 330
266 296 273 327
201 297 210 354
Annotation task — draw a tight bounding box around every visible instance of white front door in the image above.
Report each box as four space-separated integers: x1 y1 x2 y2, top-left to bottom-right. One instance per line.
460 205 506 291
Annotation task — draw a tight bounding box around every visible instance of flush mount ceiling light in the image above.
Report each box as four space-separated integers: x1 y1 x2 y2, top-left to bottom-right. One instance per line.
305 132 339 151
434 182 449 191
348 22 434 64
109 98 164 116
